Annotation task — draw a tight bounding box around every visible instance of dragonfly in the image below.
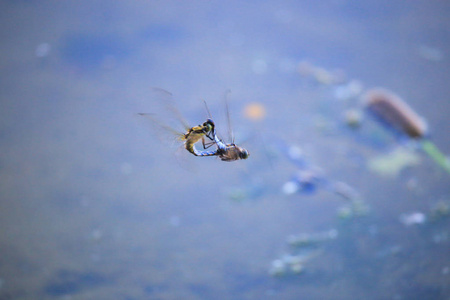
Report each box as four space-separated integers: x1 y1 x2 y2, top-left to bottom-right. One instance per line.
138 113 218 157
139 88 249 161
212 131 250 161
206 91 250 162
182 118 217 157
138 88 220 158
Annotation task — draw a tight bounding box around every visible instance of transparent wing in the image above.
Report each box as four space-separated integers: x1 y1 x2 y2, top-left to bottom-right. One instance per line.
137 88 219 168
137 111 198 170
151 87 190 131
136 112 183 148
137 88 191 148
224 89 234 144
137 113 181 136
205 89 233 144
203 99 213 120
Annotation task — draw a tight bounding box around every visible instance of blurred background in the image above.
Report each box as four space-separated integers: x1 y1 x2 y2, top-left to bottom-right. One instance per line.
0 1 449 299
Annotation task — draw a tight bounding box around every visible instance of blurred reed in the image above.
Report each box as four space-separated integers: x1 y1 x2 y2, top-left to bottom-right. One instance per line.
363 88 450 174
364 88 427 139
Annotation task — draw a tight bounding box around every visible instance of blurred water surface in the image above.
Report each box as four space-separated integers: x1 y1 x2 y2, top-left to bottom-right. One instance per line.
0 1 449 299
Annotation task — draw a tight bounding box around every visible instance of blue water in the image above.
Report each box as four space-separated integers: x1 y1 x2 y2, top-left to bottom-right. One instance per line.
0 1 449 299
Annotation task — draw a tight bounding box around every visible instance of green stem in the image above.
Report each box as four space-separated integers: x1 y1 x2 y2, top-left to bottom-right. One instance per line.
421 139 450 174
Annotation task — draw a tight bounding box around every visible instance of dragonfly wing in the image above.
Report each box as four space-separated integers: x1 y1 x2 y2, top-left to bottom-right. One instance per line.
139 87 198 147
137 113 183 148
203 100 213 120
137 113 181 136
223 89 235 144
151 87 190 131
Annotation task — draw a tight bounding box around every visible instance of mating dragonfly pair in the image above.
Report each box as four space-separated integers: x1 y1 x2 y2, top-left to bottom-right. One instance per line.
139 89 249 162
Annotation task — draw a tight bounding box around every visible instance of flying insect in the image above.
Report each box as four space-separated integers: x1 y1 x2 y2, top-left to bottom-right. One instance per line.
138 88 218 157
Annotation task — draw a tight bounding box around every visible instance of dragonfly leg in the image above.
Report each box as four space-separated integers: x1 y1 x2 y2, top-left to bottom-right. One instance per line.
205 130 215 141
202 137 216 149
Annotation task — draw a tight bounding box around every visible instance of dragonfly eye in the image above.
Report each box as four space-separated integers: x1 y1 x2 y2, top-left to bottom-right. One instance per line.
204 119 215 127
203 119 215 133
239 149 249 159
203 124 211 132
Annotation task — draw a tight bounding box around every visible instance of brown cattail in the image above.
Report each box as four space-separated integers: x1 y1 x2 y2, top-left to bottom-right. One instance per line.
363 88 428 139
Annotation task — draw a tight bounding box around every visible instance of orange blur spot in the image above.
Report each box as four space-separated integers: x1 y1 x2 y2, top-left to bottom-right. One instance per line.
243 103 266 121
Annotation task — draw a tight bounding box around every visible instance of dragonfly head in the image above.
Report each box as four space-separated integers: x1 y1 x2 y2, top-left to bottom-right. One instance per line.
238 147 250 160
203 119 215 133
